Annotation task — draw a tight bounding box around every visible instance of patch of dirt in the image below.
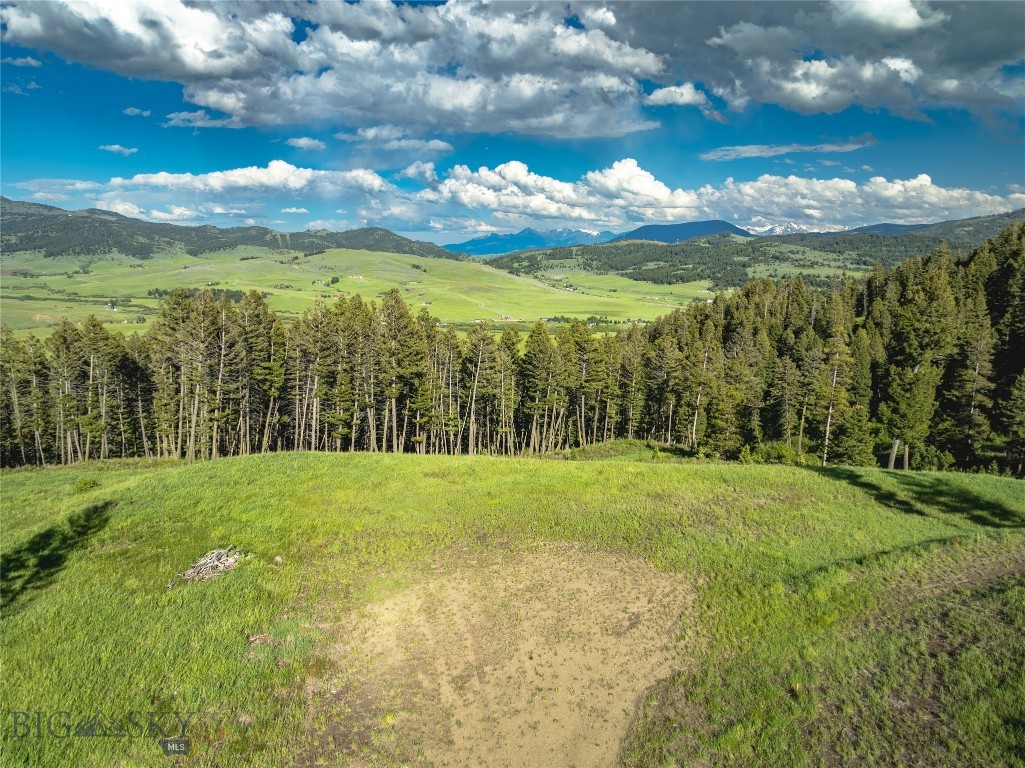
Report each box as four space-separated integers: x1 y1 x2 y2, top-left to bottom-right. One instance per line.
867 546 1025 623
304 544 695 767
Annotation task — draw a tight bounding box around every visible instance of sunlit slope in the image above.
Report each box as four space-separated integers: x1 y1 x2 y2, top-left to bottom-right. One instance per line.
1 247 710 335
1 453 1023 766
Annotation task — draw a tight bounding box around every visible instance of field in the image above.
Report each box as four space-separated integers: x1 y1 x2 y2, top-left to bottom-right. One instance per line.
2 450 1023 766
0 247 711 337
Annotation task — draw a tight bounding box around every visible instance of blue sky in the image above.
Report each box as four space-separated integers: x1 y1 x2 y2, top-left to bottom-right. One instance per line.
2 1 1023 243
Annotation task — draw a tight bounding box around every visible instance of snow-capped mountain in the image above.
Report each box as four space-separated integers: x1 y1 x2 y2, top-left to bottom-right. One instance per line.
743 221 849 236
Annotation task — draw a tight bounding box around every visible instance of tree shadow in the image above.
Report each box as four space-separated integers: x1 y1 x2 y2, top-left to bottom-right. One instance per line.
807 466 1024 529
1 501 114 615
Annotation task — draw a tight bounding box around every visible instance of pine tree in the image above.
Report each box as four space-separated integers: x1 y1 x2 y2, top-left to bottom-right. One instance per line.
1001 373 1025 476
705 385 744 459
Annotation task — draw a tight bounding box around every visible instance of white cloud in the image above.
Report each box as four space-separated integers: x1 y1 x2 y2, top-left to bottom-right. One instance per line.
415 158 1025 231
579 7 616 29
205 204 248 215
646 82 724 121
30 192 69 203
2 56 41 67
99 144 138 156
336 125 453 155
148 205 196 221
95 199 144 217
122 106 151 117
15 155 1025 236
0 0 664 138
882 57 922 84
305 219 351 231
164 110 234 128
830 0 947 32
382 138 453 152
647 83 708 107
109 159 390 196
399 161 438 185
700 136 876 161
286 137 327 151
4 1 1019 137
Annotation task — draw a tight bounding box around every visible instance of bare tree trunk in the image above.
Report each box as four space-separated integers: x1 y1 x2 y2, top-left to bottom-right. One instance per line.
821 365 838 467
888 437 900 470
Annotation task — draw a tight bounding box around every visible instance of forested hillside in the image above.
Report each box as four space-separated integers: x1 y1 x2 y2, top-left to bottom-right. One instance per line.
493 209 1025 289
2 224 1023 473
0 197 463 260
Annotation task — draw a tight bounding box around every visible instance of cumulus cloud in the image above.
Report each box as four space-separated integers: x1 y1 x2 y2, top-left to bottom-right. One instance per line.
2 56 41 67
286 137 327 151
399 161 439 185
96 199 144 217
646 82 724 121
109 159 390 196
0 0 664 138
13 156 1025 235
4 1 1020 136
122 106 151 117
415 158 1025 230
148 205 197 221
700 136 876 161
99 144 138 156
830 0 947 32
337 125 453 156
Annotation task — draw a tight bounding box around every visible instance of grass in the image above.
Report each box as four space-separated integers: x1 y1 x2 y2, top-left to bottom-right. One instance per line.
1 452 1023 766
1 247 709 336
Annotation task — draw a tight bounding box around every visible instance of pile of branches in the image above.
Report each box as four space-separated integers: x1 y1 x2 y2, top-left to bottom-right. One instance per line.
180 548 242 582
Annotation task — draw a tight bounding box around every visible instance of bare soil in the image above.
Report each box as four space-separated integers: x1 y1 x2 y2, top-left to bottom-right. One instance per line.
304 543 695 767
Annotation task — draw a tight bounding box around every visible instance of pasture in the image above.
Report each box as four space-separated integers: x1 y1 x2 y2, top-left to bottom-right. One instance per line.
0 247 710 337
1 452 1022 766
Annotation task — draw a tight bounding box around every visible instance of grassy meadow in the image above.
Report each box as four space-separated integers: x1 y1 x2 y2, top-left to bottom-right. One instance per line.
0 247 710 337
1 451 1023 766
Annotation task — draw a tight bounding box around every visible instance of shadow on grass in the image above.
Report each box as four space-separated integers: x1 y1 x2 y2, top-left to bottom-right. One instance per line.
0 501 114 615
809 466 1024 529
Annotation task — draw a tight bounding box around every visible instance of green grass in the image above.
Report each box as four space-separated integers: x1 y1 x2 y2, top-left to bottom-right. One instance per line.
1 452 1023 766
1 247 709 336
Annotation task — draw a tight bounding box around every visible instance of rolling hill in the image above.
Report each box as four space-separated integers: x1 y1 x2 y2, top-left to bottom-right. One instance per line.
494 209 1025 289
0 244 710 335
0 197 464 261
2 452 1022 766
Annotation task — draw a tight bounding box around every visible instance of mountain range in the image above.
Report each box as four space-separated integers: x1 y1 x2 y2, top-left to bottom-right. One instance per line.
0 197 465 261
3 197 1023 271
446 227 615 256
743 222 849 236
610 220 753 243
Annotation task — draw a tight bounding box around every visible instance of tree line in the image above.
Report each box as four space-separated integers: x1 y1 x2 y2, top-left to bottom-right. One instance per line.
2 223 1023 473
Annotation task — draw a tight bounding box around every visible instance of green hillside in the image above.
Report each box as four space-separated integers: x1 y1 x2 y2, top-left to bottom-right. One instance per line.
0 197 463 260
493 209 1025 289
2 453 1023 766
0 246 711 335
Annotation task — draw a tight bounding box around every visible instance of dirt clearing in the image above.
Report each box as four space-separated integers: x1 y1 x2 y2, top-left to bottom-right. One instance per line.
304 544 695 767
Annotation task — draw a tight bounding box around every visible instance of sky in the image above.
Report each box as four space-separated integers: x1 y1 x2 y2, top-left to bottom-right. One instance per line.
1 0 1024 244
